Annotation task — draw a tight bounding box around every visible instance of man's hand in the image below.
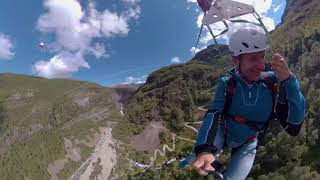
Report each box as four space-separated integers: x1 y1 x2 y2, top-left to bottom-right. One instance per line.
191 152 215 176
271 53 292 81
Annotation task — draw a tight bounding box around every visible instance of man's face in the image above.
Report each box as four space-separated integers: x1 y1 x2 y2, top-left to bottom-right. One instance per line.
237 51 267 82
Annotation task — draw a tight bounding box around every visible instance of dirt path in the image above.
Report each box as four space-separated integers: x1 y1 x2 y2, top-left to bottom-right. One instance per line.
129 121 203 170
68 128 116 180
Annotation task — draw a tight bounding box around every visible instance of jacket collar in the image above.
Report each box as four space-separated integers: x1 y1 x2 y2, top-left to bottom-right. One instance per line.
226 66 266 87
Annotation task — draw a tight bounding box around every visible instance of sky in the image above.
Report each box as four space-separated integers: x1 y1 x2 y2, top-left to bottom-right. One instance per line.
0 0 286 87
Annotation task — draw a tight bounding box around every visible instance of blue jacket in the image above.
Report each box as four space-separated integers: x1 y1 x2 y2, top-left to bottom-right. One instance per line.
194 67 305 155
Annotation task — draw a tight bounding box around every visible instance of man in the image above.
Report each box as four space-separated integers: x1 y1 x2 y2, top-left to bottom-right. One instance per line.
191 28 305 180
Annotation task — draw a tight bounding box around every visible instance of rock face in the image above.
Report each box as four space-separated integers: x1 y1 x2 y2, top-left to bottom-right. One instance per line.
130 121 165 153
281 0 315 23
191 44 231 64
112 84 141 105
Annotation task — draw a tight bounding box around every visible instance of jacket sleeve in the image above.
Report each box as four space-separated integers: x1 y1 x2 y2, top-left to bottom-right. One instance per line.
194 78 226 156
276 74 305 136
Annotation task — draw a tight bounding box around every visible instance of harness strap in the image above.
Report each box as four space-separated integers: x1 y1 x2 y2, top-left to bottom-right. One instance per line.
225 114 266 130
221 76 278 151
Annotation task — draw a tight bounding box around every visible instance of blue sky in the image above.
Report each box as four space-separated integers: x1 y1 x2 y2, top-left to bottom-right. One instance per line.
0 0 286 87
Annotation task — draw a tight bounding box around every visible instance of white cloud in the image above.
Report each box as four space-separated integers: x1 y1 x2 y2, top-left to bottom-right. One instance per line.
124 6 141 20
220 14 274 43
273 4 282 12
228 0 272 14
190 46 206 55
199 21 227 44
88 43 109 59
258 16 275 31
196 12 204 27
122 75 147 84
187 0 197 3
33 51 89 78
190 47 201 54
189 0 272 13
101 10 129 37
122 0 141 20
171 56 182 64
123 0 140 5
0 33 14 60
35 0 140 78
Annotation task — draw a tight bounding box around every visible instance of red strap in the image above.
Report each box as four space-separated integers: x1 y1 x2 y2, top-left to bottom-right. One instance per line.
227 85 236 94
234 116 246 124
246 134 257 143
273 84 278 94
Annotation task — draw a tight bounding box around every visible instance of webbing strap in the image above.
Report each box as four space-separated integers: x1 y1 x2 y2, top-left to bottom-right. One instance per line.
222 76 278 150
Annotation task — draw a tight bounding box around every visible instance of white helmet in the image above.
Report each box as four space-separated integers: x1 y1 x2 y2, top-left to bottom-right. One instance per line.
228 28 270 57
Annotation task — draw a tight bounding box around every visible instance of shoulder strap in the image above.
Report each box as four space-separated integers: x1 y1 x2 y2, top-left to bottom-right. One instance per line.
221 77 236 149
222 77 236 116
263 77 277 101
262 76 278 118
256 76 279 147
